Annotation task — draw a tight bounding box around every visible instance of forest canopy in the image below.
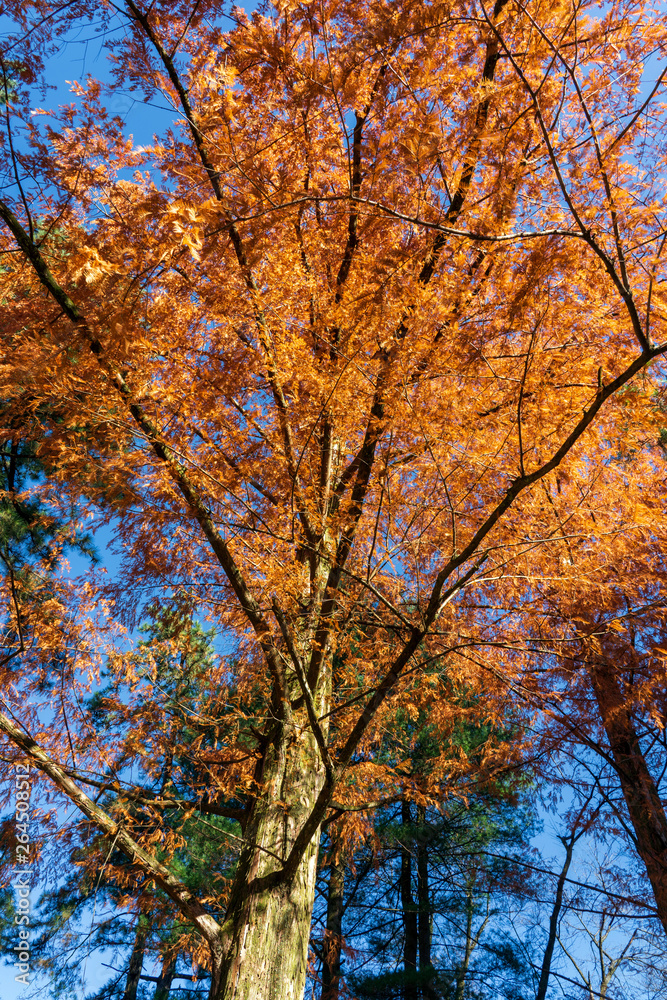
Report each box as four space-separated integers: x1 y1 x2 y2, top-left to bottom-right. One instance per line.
0 1 666 998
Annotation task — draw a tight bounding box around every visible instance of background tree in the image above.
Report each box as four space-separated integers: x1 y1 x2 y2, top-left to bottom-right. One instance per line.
342 785 534 1000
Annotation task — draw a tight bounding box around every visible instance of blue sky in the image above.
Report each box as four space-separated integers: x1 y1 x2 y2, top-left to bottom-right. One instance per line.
1 2 663 997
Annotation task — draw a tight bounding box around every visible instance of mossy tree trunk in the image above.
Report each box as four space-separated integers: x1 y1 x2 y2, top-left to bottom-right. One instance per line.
208 707 328 1000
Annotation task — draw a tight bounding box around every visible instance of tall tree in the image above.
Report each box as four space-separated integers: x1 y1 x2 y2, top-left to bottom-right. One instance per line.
321 827 346 1000
343 782 535 1000
400 800 419 1000
1 1 667 998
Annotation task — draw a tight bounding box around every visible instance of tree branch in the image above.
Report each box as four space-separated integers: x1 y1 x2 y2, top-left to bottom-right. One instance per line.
0 709 222 945
0 198 288 708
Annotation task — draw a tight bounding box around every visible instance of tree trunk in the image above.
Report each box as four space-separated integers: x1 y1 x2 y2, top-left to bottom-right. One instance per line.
400 800 418 1000
535 833 576 1000
209 714 327 1000
454 887 475 1000
124 907 149 1000
416 806 437 999
154 953 176 1000
322 838 345 1000
589 659 667 936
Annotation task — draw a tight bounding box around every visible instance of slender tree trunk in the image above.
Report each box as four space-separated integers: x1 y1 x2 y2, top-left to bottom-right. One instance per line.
322 835 345 1000
124 907 149 1000
535 832 577 1000
209 712 327 1000
454 886 474 1000
416 806 437 999
400 800 418 1000
154 953 176 1000
589 659 667 936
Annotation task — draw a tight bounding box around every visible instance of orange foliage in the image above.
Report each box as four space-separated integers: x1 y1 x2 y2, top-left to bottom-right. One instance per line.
0 0 666 992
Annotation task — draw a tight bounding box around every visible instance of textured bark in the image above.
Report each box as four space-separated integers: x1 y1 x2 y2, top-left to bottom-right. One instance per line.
209 716 327 1000
322 844 345 1000
124 909 149 1000
400 800 418 1000
590 659 667 936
